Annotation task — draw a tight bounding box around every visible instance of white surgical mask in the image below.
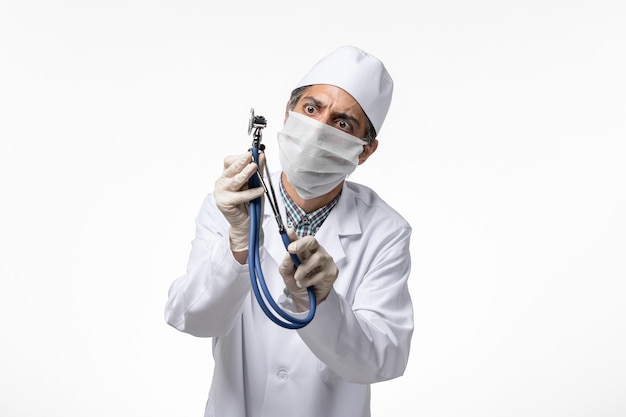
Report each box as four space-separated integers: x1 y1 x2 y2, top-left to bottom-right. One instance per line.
277 111 365 200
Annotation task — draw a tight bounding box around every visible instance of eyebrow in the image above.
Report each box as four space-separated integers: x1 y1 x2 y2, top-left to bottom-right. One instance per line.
301 95 362 130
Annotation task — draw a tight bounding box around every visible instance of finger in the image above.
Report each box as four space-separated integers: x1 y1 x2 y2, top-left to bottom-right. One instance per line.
223 153 254 177
288 235 319 254
226 187 265 205
223 152 252 168
278 252 296 277
293 262 322 288
286 228 298 243
234 162 260 188
221 163 260 193
296 274 321 289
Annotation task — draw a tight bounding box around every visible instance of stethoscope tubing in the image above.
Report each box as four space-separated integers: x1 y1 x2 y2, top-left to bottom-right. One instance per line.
247 146 316 329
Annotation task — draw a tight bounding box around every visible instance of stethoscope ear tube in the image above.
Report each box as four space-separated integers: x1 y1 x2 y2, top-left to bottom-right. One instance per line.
247 146 316 329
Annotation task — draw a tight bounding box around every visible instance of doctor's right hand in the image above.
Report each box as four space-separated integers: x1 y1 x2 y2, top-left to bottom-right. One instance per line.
214 152 265 252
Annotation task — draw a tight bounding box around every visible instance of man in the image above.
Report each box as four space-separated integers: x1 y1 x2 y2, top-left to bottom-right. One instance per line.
165 45 413 417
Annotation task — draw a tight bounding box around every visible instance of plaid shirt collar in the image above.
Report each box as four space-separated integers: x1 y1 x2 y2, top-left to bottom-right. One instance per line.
279 177 341 237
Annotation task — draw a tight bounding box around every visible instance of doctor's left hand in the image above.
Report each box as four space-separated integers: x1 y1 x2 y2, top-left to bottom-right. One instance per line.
279 229 339 312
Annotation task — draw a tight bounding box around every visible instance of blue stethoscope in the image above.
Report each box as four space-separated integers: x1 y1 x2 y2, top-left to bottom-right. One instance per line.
247 108 316 329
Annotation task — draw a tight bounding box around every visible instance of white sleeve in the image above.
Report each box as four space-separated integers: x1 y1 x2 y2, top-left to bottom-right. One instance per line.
164 194 251 337
294 226 414 384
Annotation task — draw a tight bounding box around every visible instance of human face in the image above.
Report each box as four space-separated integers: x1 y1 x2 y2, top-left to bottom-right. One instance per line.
291 84 369 140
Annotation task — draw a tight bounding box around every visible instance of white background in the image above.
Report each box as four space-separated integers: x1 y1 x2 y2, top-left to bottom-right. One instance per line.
1 1 625 416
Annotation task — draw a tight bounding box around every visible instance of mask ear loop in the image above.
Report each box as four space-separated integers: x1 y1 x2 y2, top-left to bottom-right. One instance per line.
248 132 316 329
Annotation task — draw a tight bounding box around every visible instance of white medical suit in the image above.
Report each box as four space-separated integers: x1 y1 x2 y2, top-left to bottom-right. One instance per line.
164 172 413 417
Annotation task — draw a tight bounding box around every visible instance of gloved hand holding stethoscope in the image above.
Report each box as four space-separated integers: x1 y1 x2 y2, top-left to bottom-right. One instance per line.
214 109 340 328
278 228 339 313
214 152 265 262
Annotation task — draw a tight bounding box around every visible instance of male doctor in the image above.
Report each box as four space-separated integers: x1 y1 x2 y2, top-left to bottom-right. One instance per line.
165 45 413 417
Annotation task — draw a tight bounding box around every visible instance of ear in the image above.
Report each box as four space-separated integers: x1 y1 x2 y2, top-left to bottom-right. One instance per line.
284 100 290 123
358 139 378 165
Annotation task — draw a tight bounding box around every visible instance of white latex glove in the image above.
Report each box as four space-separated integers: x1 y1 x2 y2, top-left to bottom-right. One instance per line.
214 152 265 252
278 229 339 311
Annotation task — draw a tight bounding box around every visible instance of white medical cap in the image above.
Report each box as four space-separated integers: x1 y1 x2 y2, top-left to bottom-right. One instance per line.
294 45 393 135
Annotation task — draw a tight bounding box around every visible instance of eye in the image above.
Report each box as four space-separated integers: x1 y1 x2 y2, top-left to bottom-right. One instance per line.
337 119 352 132
304 104 316 114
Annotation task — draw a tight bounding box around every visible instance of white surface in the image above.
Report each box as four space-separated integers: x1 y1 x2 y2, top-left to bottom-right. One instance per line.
1 1 624 416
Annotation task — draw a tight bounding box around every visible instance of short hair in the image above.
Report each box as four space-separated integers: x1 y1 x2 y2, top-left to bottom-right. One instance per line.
287 86 377 145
